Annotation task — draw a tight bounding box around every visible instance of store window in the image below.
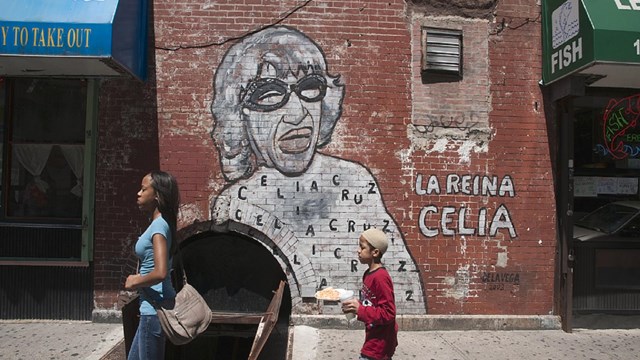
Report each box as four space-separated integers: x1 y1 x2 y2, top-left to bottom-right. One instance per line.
0 78 4 214
573 91 640 215
7 79 85 220
574 92 640 170
1 78 92 262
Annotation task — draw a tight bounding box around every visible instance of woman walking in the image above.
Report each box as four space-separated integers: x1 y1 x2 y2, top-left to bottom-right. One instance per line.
125 171 179 359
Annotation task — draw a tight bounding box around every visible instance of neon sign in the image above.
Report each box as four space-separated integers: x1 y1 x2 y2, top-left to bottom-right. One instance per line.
602 94 640 159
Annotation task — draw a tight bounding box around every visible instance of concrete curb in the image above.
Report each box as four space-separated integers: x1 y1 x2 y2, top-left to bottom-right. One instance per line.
86 326 124 360
290 314 562 331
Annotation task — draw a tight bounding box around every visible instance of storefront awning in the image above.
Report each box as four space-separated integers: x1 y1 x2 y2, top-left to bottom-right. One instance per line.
542 0 640 88
0 0 148 80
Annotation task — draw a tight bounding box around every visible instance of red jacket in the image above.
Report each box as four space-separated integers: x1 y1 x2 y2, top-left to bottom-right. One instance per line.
356 267 398 360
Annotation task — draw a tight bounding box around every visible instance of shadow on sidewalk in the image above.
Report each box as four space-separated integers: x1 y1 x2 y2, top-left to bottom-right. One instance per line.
573 313 640 330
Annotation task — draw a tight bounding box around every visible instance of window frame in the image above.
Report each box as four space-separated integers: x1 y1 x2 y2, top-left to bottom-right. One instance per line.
0 78 97 265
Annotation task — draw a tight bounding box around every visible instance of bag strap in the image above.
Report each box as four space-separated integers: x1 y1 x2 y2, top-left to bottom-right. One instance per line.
141 287 161 309
172 236 188 287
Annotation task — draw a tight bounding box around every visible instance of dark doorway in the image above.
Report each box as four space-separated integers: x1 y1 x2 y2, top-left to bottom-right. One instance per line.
167 231 291 360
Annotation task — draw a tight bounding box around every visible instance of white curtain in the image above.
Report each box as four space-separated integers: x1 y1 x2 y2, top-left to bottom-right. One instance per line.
59 144 84 197
13 144 53 193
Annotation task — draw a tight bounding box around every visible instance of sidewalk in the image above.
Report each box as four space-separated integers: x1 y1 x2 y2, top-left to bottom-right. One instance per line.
291 326 640 360
0 315 639 359
0 320 122 360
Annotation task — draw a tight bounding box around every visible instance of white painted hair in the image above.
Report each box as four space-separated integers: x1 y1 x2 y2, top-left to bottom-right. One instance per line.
211 26 345 181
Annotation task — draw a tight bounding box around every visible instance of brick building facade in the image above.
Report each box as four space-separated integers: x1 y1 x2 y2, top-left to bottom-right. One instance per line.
90 0 557 320
0 0 558 324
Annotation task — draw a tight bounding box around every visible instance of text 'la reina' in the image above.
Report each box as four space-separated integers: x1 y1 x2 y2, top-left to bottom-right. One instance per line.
415 174 517 239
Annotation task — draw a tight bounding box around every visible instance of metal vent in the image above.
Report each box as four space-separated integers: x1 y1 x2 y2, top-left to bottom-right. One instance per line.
421 27 463 83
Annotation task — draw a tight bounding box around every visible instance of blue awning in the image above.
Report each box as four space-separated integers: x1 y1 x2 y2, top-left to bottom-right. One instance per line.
0 0 148 80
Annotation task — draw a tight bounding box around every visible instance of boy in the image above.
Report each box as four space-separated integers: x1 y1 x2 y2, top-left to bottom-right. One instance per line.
342 228 398 360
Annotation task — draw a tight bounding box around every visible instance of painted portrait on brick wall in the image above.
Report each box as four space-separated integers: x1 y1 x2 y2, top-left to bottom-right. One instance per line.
210 26 425 314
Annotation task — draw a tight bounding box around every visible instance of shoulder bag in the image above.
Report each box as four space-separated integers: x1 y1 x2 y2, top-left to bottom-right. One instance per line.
142 246 212 345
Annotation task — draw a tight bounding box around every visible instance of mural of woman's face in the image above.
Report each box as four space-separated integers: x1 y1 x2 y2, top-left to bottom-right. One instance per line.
241 62 325 175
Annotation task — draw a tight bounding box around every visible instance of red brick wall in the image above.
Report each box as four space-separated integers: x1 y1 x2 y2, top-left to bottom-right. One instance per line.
484 2 556 314
93 76 159 308
93 0 556 316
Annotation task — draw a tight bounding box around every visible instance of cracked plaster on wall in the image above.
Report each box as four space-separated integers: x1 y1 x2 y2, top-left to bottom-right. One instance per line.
496 250 508 267
443 264 471 300
482 232 509 268
179 202 204 225
407 134 489 165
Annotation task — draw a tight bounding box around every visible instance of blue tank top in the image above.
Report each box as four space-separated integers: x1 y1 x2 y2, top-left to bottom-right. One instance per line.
135 216 176 315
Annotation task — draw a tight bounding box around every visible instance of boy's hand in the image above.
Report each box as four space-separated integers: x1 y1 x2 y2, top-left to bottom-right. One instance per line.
341 298 360 314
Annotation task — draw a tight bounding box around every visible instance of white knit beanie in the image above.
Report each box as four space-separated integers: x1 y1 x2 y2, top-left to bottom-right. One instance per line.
361 228 388 255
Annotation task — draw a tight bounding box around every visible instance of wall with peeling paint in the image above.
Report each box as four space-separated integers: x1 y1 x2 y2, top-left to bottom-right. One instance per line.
92 0 556 318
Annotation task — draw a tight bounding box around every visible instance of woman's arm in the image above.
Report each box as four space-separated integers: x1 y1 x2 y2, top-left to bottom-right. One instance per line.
124 233 169 290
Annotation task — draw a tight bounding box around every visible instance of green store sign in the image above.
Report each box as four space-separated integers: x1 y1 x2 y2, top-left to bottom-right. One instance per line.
542 0 640 85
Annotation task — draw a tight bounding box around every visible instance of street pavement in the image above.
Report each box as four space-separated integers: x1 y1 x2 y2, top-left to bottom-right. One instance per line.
291 326 640 360
0 315 639 359
0 320 122 360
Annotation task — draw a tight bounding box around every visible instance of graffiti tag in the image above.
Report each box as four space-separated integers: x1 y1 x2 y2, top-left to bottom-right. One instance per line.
415 111 480 133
